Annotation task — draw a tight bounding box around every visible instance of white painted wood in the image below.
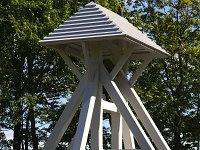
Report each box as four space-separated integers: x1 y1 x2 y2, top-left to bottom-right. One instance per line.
131 53 154 60
97 4 169 57
57 49 82 80
82 42 92 79
40 2 170 58
122 118 136 149
67 138 74 150
43 75 86 150
102 100 117 113
91 83 103 150
40 2 171 150
117 74 171 150
110 50 132 80
111 112 122 149
130 57 152 85
72 72 99 150
62 45 83 58
100 64 155 150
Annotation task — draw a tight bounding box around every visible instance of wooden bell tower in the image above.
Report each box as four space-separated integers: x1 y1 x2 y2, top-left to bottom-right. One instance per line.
40 2 171 150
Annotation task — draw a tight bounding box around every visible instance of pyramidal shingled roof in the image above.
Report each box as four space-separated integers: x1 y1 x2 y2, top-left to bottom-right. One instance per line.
40 2 169 57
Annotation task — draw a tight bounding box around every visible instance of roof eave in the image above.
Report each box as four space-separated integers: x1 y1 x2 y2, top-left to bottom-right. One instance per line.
125 35 170 58
39 34 126 46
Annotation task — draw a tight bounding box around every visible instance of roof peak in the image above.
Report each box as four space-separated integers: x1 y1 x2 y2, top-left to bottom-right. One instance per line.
86 1 97 6
40 1 169 57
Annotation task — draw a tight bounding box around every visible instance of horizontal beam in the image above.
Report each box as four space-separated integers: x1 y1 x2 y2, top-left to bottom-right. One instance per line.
102 100 118 113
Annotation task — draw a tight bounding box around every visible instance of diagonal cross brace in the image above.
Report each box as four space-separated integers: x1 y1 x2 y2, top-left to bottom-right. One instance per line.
110 50 132 80
100 63 155 150
57 49 82 80
116 73 171 150
129 57 152 85
43 75 86 150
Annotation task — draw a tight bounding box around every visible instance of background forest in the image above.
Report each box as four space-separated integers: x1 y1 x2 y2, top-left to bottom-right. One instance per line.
0 0 199 149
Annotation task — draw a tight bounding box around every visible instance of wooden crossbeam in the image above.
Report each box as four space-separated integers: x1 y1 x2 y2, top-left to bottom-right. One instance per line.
102 100 117 113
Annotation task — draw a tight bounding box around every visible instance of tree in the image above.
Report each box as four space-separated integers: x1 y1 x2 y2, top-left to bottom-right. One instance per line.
0 0 77 149
0 0 127 149
126 0 200 149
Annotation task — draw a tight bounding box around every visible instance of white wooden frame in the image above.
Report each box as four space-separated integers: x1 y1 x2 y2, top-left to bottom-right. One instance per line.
43 42 170 150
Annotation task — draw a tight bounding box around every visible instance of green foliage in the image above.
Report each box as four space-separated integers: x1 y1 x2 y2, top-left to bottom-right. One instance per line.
127 0 200 149
0 0 199 149
0 0 82 149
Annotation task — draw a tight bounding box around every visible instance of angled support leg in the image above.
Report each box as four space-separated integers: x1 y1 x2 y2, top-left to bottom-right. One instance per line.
122 118 136 149
43 75 87 150
111 112 122 149
116 74 171 150
90 83 103 150
72 72 99 150
82 42 93 80
100 64 155 150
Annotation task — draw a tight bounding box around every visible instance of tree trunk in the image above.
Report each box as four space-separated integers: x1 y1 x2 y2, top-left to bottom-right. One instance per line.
13 122 22 150
13 96 23 150
30 107 38 150
25 112 30 150
13 54 25 150
174 131 181 150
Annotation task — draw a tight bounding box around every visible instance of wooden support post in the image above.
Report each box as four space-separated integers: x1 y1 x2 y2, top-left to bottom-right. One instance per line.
72 71 99 150
100 64 155 150
91 83 103 150
82 42 92 80
129 57 152 85
117 74 171 150
57 49 82 80
111 112 122 149
122 118 136 149
43 75 86 150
